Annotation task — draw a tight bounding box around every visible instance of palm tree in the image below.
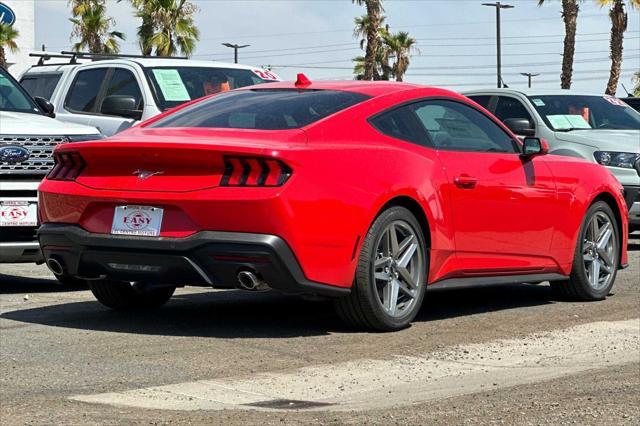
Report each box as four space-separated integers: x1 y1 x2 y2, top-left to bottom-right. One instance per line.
0 23 19 70
538 0 583 89
129 0 200 57
69 0 124 54
634 70 640 96
383 31 419 82
353 14 390 80
353 0 384 81
597 0 639 96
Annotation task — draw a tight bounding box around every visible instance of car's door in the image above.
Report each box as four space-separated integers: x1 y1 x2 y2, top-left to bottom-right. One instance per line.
57 67 109 128
412 99 559 273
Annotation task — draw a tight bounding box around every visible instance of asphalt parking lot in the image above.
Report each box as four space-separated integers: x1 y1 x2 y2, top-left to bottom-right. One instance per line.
1 234 639 425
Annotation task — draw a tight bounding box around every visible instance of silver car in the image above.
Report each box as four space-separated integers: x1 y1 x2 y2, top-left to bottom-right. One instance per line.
464 89 640 231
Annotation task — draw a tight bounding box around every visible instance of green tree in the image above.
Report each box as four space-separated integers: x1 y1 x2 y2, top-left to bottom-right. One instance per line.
352 14 391 80
0 23 19 70
69 0 124 54
596 0 640 95
538 0 583 89
129 0 200 57
382 31 418 82
353 0 384 81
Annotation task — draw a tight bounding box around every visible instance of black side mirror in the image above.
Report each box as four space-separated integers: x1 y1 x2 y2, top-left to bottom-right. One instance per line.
100 95 142 120
521 137 549 158
34 96 55 118
503 118 535 137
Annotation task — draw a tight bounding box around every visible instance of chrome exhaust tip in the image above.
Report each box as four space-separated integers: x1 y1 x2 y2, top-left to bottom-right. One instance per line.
237 270 270 292
46 257 64 276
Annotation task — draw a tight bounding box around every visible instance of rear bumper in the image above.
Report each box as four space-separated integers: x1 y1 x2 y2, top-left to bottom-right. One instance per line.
37 224 349 297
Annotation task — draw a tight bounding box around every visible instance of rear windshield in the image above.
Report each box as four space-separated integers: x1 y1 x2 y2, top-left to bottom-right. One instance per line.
145 67 274 111
20 73 62 100
149 89 371 130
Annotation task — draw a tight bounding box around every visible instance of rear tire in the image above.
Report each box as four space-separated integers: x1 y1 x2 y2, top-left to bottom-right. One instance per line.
551 201 620 301
89 280 175 310
334 206 428 332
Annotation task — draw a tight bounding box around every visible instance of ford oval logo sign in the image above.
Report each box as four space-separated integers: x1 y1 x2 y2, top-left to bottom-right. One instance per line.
0 2 16 26
0 146 30 164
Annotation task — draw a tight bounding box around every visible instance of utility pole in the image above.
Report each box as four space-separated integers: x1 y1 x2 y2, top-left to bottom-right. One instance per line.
222 43 250 64
520 72 540 88
482 2 514 88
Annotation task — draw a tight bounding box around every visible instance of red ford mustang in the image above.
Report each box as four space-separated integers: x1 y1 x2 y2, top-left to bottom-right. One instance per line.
38 78 629 331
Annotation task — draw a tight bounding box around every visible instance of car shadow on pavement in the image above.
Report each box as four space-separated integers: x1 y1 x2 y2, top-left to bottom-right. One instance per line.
1 283 555 338
0 274 86 294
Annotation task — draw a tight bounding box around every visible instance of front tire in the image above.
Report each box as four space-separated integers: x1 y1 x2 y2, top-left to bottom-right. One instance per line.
551 201 620 301
335 206 428 331
89 280 175 311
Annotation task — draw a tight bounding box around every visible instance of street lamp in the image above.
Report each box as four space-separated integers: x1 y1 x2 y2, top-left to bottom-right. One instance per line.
520 72 540 88
222 43 250 64
482 2 514 88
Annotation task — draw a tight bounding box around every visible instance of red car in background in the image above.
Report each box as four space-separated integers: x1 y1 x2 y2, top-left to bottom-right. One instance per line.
37 78 629 331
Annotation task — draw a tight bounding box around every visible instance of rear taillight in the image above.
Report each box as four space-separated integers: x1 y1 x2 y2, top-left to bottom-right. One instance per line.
220 156 292 187
47 152 86 181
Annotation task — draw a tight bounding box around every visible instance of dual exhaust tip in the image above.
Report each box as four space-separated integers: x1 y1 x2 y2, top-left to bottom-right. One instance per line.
48 256 269 292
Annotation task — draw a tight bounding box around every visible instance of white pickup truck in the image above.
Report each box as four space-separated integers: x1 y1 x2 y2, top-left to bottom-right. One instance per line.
1 67 101 282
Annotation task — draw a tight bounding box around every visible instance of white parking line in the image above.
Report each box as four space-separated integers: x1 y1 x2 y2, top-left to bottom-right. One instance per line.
71 319 640 412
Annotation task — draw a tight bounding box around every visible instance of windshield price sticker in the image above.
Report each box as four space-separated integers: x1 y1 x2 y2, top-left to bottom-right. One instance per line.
152 69 191 102
252 69 280 81
532 98 545 107
547 114 592 130
0 201 38 227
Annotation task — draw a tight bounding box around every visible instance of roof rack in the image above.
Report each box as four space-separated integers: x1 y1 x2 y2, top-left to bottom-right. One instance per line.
60 51 189 60
29 52 79 66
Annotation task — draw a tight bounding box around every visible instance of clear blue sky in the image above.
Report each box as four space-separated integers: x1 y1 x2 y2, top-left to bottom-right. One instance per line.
35 0 640 95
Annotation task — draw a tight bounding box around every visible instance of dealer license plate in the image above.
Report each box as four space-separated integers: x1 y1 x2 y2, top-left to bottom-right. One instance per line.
111 205 164 237
0 201 38 227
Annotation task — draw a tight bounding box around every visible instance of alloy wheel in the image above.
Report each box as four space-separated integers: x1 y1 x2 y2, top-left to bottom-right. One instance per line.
372 220 425 318
582 211 616 291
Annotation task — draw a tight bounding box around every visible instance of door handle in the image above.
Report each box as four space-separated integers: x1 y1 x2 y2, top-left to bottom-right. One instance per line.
454 175 478 189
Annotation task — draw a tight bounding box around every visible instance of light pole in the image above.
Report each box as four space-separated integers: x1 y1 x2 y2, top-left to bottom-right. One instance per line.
222 43 250 64
520 72 540 88
482 2 514 88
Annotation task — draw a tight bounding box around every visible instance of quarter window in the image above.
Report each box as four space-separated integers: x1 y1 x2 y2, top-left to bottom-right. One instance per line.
413 100 518 153
66 68 108 113
370 106 429 146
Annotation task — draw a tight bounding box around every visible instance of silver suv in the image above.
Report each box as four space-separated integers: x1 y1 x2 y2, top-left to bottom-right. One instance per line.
465 89 640 232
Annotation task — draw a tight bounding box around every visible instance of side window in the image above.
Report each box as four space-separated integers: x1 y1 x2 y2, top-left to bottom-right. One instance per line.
468 95 493 110
66 68 108 113
370 106 429 146
494 96 533 123
413 100 518 153
102 68 143 110
20 74 62 100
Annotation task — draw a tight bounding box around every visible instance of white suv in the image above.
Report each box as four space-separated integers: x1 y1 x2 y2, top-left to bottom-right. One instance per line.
20 54 280 136
0 67 101 270
465 89 640 232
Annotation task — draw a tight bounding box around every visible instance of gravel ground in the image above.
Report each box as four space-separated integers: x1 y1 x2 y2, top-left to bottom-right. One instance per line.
0 234 638 425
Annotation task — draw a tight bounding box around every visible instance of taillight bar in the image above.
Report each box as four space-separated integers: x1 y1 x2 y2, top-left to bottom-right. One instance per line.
47 152 86 181
220 156 292 187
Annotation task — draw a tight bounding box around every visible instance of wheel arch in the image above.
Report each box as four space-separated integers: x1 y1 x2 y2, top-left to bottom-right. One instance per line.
377 195 432 249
